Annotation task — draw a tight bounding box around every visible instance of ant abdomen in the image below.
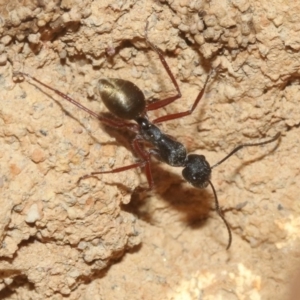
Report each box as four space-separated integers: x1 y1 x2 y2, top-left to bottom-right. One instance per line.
97 78 146 120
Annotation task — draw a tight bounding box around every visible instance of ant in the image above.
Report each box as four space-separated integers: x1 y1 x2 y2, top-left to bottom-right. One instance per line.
14 22 280 249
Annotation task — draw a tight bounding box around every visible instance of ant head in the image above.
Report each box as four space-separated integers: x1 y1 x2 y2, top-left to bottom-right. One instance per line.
182 154 211 189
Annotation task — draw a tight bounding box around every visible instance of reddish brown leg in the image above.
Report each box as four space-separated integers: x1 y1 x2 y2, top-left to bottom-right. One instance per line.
78 161 147 180
79 137 155 190
144 22 213 125
17 72 138 131
152 71 212 124
144 22 182 112
132 136 154 190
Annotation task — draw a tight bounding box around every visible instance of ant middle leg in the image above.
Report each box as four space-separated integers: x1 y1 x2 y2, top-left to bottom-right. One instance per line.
79 138 155 191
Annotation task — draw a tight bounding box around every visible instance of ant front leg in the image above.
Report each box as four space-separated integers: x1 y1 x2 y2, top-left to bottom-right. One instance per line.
79 137 155 191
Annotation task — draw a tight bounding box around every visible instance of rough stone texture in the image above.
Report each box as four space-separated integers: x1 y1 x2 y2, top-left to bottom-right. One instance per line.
0 0 299 299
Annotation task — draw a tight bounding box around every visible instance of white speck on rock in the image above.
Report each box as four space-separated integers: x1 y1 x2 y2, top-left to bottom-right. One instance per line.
25 203 40 224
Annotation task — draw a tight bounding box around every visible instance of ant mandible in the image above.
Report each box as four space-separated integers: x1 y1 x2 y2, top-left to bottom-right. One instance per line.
15 21 281 249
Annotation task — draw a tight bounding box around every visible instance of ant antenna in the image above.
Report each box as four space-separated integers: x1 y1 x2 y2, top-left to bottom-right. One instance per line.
211 132 281 169
208 132 280 249
208 180 232 250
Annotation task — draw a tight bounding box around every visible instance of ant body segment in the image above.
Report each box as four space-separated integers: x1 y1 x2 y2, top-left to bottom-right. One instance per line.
15 23 280 249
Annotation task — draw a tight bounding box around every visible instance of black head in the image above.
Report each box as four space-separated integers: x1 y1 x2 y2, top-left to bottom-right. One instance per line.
182 154 211 188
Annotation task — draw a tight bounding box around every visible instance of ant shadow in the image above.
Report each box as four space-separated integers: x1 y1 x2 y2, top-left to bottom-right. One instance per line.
124 164 213 230
121 138 280 234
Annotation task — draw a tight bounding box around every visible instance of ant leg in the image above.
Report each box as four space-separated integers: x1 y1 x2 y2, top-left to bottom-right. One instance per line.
132 137 155 190
152 71 212 124
15 72 138 131
144 21 215 124
144 21 182 112
79 137 155 190
78 161 147 181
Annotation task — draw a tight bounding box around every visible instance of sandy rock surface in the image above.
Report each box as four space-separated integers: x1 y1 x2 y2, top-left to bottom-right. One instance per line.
0 0 300 299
